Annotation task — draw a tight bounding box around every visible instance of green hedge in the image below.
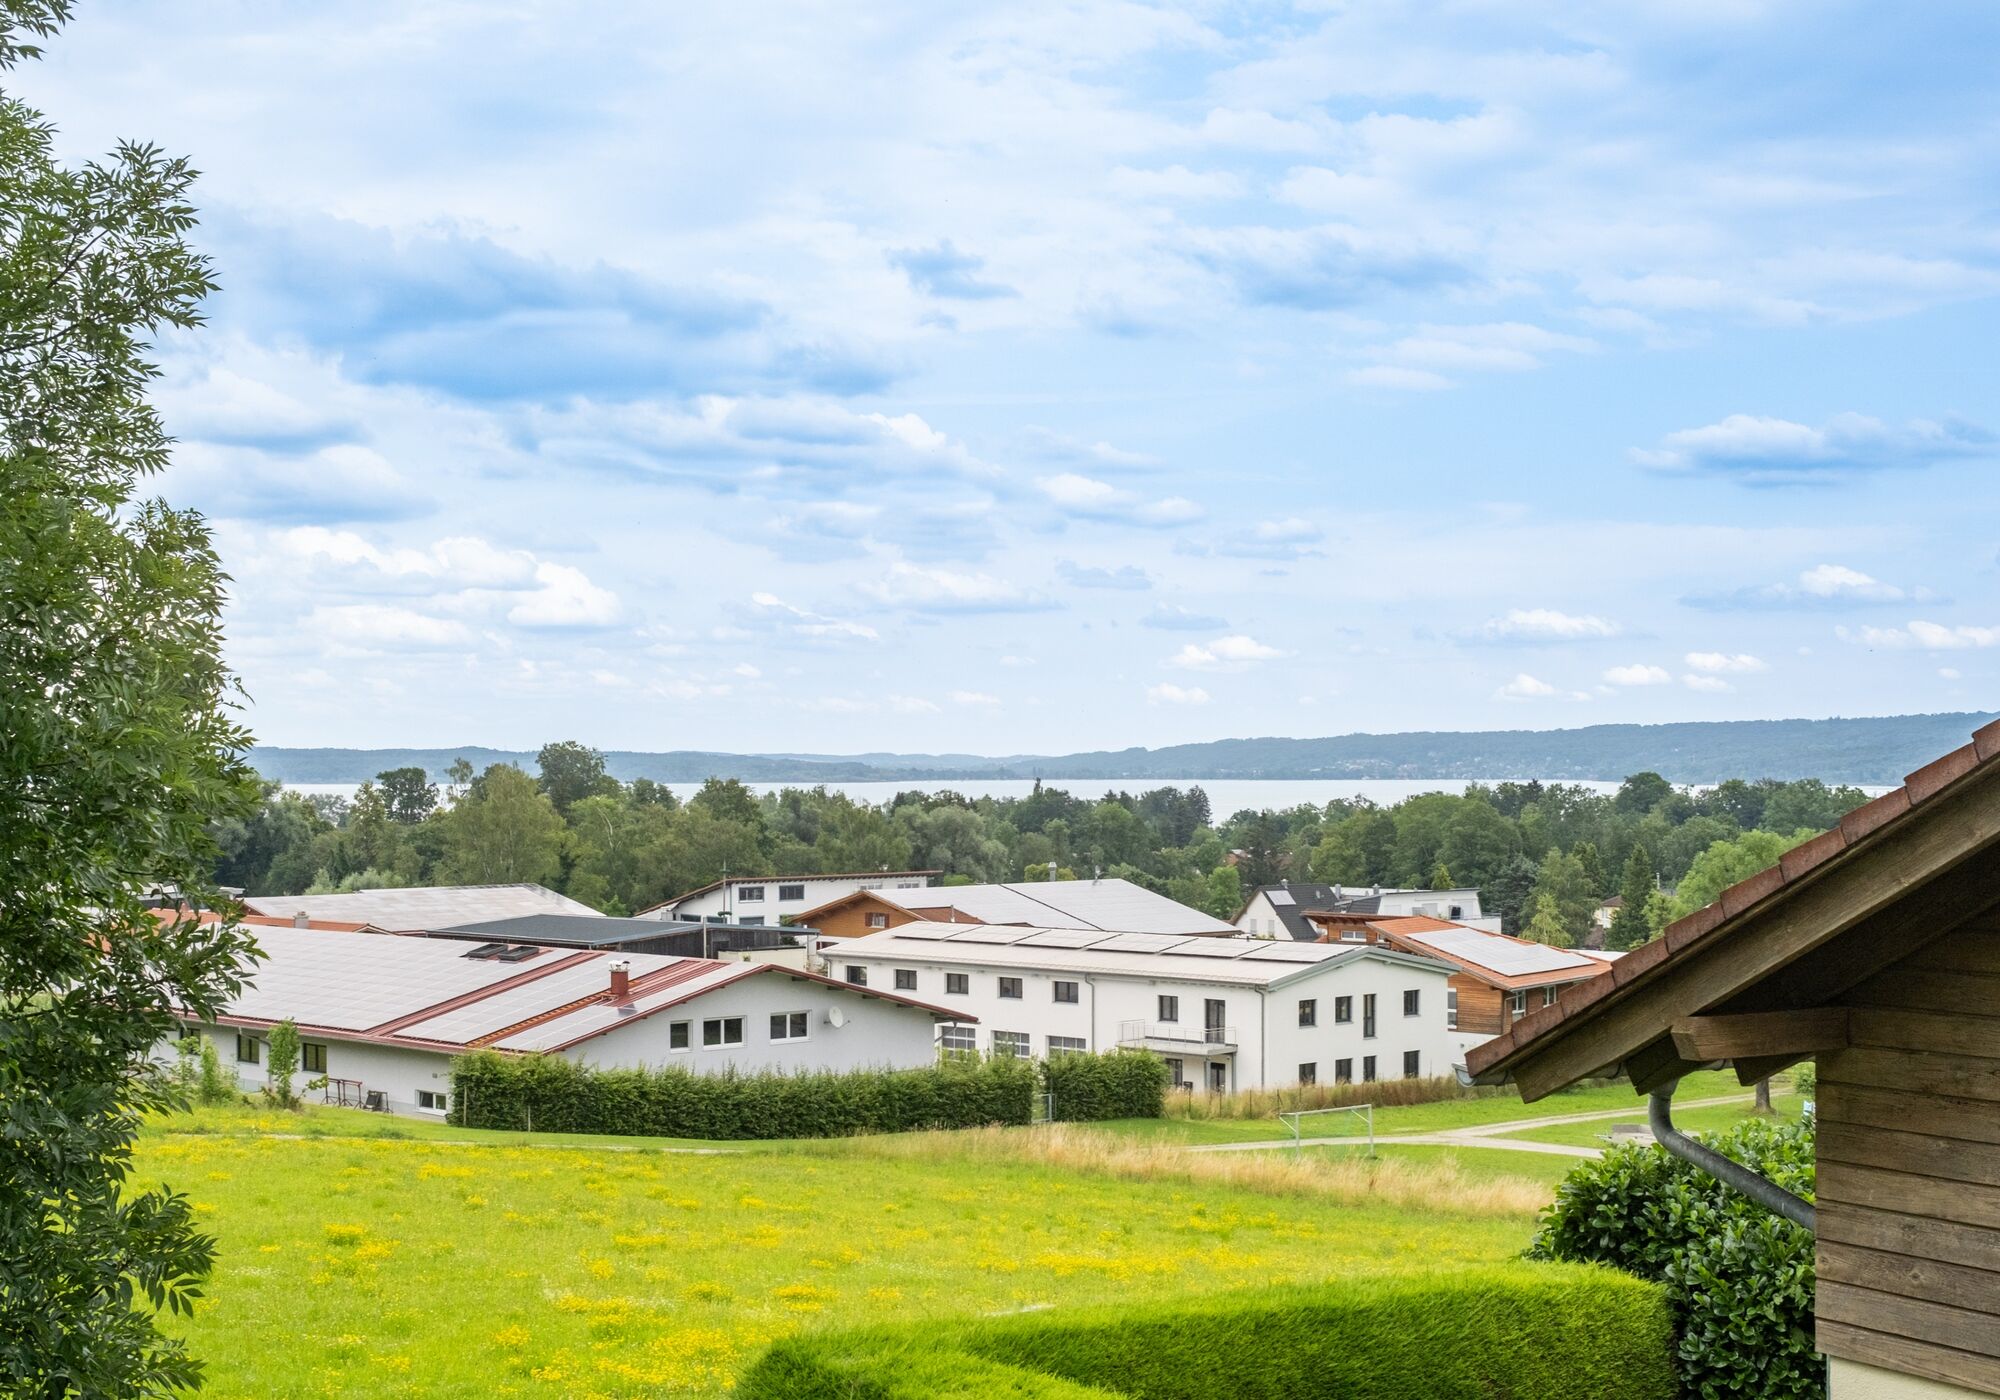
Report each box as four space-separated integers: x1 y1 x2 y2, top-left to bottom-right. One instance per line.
449 1050 1035 1139
1530 1115 1818 1399
1043 1048 1167 1122
739 1265 1675 1400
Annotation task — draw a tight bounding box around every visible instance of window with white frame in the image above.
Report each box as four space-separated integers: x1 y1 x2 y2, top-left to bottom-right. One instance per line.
1509 989 1528 1016
1543 986 1559 1007
997 976 1023 999
1446 989 1459 1031
1052 980 1079 1004
778 883 805 901
1047 1035 1087 1056
669 1020 691 1051
939 1025 976 1053
865 912 890 929
737 885 765 902
894 968 917 991
991 1030 1030 1058
416 1090 448 1111
770 1011 809 1041
702 1016 745 1047
945 972 968 995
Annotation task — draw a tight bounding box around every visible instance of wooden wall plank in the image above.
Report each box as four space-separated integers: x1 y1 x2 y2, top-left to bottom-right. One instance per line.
1819 1321 2000 1397
1819 1120 2000 1188
1819 1281 2000 1362
1820 1240 2000 1313
1848 967 2000 1016
1820 1201 2000 1275
1820 1162 2000 1231
1848 1007 2000 1059
1820 1080 2000 1146
1821 1046 2000 1103
1909 927 2000 977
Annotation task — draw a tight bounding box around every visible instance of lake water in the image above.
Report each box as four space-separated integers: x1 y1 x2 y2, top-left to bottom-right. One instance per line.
280 776 1624 813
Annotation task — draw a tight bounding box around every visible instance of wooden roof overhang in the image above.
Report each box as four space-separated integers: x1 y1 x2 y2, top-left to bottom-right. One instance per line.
1468 722 2000 1102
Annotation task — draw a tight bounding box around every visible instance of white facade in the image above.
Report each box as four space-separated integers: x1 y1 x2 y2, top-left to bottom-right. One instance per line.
831 923 1456 1093
1236 885 1502 939
645 871 935 924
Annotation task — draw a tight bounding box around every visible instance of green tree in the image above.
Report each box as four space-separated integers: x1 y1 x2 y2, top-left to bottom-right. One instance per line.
1428 860 1453 889
1608 844 1656 950
375 765 438 824
1523 892 1574 948
535 740 617 816
1613 771 1674 816
1641 889 1675 942
1669 829 1817 919
263 1020 301 1110
1572 840 1607 898
1 7 261 1384
689 775 763 829
438 765 567 886
1437 800 1520 889
198 1038 234 1106
1530 848 1597 944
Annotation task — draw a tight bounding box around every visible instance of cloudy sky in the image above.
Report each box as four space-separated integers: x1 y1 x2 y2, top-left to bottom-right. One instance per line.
23 1 2000 753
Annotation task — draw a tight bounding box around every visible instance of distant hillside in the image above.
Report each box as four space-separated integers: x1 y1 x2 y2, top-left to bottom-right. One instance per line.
250 711 1995 787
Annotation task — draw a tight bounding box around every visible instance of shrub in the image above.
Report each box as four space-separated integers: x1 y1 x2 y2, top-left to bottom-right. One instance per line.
740 1265 1675 1400
1791 1060 1816 1097
197 1036 235 1105
448 1050 1036 1139
1042 1048 1167 1122
1530 1115 1818 1399
170 1035 201 1097
263 1018 301 1109
1163 1074 1493 1121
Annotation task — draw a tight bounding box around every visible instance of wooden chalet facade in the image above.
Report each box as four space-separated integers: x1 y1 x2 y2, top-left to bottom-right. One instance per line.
1469 717 2000 1399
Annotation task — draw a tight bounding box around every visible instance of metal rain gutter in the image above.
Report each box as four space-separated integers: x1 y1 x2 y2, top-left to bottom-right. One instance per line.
1649 1078 1816 1232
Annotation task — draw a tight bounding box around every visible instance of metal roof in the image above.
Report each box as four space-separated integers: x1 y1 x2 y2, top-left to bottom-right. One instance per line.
832 923 1451 988
1394 925 1599 978
242 884 601 932
884 878 1237 935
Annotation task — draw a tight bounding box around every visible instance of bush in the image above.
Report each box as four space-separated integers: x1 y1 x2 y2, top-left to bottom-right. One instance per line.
448 1050 1037 1139
740 1265 1675 1400
1530 1115 1818 1399
263 1018 301 1109
1163 1074 1492 1121
197 1037 234 1105
1043 1048 1167 1122
1791 1060 1816 1097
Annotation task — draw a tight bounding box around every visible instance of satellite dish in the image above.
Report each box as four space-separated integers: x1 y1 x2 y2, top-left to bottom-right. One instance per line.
825 1006 847 1029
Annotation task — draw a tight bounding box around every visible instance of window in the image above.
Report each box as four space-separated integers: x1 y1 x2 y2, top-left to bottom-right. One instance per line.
992 1030 1030 1059
300 1042 327 1074
1157 994 1179 1023
1509 989 1528 1016
1298 1062 1317 1085
1334 1058 1353 1083
1403 1050 1421 1079
945 972 969 995
998 977 1023 1000
669 1021 691 1052
1446 989 1459 1031
1204 999 1227 1038
1362 994 1377 1039
1164 1057 1185 1087
235 1035 260 1065
1053 980 1079 1004
1402 989 1421 1017
939 1025 976 1053
894 968 917 991
770 1011 810 1042
1341 927 1367 942
1207 1063 1228 1092
1334 996 1353 1024
845 965 868 987
1543 986 1559 1008
865 912 890 930
416 1090 448 1112
1048 1035 1087 1056
1448 904 1464 919
702 1016 745 1048
779 883 806 901
738 885 765 902
1297 998 1317 1027
1362 1055 1378 1083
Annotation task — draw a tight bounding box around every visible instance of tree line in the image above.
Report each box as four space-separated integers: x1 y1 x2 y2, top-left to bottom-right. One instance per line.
214 741 1868 946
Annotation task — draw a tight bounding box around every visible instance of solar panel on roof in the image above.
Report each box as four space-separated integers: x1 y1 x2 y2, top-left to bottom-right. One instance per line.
1267 890 1295 906
1092 932 1189 953
1018 929 1105 949
945 926 1044 944
1163 939 1261 959
1242 942 1338 963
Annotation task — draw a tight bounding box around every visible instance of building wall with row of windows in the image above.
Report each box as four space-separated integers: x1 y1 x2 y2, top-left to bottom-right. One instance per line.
656 874 933 923
833 945 1456 1093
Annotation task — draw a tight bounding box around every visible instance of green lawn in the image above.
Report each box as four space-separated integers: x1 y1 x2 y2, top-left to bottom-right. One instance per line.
139 1117 1543 1399
1300 1143 1584 1190
147 1101 795 1153
1496 1093 1806 1148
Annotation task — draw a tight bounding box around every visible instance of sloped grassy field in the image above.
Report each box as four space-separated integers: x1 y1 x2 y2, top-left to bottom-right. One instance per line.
136 1118 1542 1399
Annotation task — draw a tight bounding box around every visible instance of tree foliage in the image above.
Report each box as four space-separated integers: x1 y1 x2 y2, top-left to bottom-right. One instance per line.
1 6 260 1388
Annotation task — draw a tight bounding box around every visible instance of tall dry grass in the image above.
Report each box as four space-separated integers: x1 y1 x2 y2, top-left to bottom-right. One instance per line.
1163 1075 1506 1121
830 1124 1551 1218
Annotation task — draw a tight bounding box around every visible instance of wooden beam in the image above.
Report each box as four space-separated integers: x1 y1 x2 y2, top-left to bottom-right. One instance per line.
1734 1053 1809 1087
1499 768 2000 1096
1671 1007 1851 1061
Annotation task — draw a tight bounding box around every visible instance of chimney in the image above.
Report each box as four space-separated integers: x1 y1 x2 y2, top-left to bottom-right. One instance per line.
608 959 631 1000
293 912 310 929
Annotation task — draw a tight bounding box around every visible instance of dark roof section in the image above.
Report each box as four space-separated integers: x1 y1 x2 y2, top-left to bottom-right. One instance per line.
636 870 942 915
1467 716 2000 1092
1241 883 1478 940
429 914 803 953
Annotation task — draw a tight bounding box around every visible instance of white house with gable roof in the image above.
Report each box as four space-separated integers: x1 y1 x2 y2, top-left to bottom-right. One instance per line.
828 921 1455 1093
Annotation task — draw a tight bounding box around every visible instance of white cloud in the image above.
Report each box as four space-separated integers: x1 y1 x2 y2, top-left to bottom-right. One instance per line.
1688 562 1923 610
1603 663 1672 686
1940 667 1963 680
1636 413 1994 484
1844 620 2000 650
507 562 620 628
1347 365 1452 391
1682 673 1733 692
733 663 762 678
749 591 880 641
1684 651 1769 673
1146 682 1211 705
1035 472 1205 527
306 603 472 650
888 694 940 714
861 561 1052 613
949 689 1001 707
1168 635 1285 670
1494 673 1557 700
1476 608 1621 641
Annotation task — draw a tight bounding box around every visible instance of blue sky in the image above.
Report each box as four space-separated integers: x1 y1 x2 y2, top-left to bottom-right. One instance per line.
22 1 2000 753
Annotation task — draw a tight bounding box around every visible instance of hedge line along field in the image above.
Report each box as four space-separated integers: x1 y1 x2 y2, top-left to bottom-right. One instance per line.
134 1122 1543 1399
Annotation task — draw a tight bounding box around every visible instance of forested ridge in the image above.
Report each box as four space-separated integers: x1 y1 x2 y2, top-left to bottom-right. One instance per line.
217 742 1870 948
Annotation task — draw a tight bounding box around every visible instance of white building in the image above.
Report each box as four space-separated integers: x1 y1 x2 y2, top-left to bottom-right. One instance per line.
1235 883 1500 939
636 870 940 924
828 922 1456 1093
167 925 965 1117
241 882 601 932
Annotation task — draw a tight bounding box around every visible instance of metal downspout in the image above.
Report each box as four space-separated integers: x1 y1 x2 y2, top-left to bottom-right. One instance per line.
1648 1078 1816 1232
